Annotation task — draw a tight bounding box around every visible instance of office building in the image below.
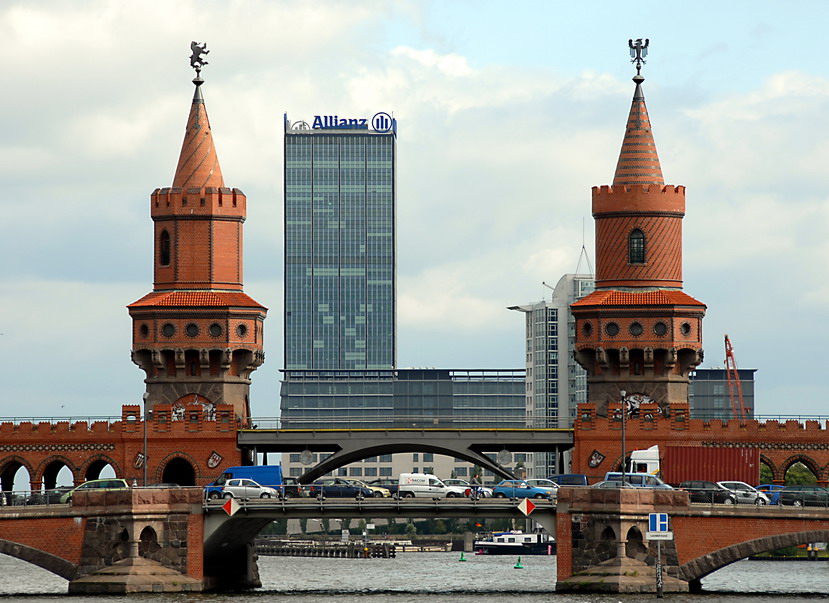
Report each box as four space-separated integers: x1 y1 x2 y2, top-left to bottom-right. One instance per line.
689 368 757 419
509 273 594 477
283 112 396 371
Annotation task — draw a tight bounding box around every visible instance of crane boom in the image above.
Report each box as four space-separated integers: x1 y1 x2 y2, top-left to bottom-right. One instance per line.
724 334 748 420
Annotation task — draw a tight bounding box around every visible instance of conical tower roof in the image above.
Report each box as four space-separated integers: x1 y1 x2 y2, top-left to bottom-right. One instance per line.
172 79 224 189
612 74 664 186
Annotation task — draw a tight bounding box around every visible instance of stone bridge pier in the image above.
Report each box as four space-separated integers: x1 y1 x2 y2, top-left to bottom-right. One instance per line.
555 487 690 594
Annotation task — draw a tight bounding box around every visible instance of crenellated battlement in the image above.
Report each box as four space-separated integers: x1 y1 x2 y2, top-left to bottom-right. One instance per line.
151 186 246 219
0 404 241 438
592 184 685 216
575 402 829 440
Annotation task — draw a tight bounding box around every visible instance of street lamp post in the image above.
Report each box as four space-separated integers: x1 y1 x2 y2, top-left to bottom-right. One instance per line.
620 390 627 486
142 392 149 487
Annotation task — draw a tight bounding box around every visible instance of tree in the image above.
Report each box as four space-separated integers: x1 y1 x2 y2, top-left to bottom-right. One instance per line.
405 521 417 538
785 462 817 485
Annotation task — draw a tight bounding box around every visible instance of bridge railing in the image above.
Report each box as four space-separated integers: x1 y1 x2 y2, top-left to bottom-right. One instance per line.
247 415 577 429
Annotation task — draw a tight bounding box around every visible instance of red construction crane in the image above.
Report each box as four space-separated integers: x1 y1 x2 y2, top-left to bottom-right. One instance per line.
724 334 748 420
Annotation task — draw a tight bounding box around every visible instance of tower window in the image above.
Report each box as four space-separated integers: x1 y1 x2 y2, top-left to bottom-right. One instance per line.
629 229 645 264
160 230 171 266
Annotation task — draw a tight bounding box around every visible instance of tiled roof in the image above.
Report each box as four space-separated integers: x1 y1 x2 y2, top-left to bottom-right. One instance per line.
172 84 224 189
612 76 664 187
128 291 266 310
571 289 705 308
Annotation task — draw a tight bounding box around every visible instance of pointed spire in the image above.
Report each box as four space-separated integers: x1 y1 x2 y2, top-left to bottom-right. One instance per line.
172 69 224 189
612 73 664 187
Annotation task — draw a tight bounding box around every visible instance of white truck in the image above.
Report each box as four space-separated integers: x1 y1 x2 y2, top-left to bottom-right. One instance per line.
628 445 661 475
398 473 468 498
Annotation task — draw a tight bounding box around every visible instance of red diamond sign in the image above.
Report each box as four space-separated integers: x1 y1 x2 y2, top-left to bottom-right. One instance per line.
222 497 240 516
518 498 536 516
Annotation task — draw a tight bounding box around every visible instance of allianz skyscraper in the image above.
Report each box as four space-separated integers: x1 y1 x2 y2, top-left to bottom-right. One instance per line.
283 113 396 372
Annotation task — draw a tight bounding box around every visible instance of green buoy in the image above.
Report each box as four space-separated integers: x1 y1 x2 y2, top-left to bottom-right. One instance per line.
459 552 467 562
514 556 523 569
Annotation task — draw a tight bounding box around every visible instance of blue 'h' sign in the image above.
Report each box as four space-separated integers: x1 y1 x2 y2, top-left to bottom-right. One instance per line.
649 512 669 532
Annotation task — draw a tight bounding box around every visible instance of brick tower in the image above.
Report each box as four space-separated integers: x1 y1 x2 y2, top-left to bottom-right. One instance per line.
128 62 266 422
571 48 706 418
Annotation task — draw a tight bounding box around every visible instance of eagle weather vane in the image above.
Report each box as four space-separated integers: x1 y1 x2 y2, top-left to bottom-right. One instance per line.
629 38 649 75
189 41 209 76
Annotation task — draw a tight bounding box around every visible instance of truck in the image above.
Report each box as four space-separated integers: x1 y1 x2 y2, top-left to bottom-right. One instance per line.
625 445 760 487
204 464 284 500
398 473 468 498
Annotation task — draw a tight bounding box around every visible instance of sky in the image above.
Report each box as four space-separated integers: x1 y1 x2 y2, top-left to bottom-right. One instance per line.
2 1 829 419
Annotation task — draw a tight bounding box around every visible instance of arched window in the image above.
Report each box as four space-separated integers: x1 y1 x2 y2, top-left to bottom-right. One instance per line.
629 229 645 264
159 230 171 266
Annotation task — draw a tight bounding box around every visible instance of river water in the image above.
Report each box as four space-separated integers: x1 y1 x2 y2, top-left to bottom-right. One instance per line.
2 552 829 601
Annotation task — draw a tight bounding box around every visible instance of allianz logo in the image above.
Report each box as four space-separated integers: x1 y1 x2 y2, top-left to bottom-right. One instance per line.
312 112 395 133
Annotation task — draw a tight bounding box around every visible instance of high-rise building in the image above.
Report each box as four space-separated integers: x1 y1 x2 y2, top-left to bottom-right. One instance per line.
283 113 396 371
509 273 594 477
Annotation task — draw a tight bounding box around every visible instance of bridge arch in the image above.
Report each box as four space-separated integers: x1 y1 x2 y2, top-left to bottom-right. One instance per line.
79 455 122 483
158 453 197 486
680 529 829 589
296 441 517 483
0 538 77 580
34 456 76 490
0 456 36 495
759 454 778 482
779 454 820 483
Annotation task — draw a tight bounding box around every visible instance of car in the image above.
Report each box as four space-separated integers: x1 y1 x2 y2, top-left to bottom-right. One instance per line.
548 474 589 486
717 481 770 505
345 479 390 498
59 479 131 504
281 477 305 498
525 479 560 498
444 478 493 497
678 480 736 504
26 486 72 505
591 480 636 489
307 478 374 499
221 478 280 500
368 478 400 497
756 484 785 505
779 485 829 507
492 480 553 499
604 472 673 489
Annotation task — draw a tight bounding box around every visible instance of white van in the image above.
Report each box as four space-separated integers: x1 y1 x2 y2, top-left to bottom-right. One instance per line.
398 473 468 498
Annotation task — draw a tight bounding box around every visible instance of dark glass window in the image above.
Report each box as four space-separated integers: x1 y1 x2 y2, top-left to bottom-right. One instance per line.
160 230 171 266
629 229 645 263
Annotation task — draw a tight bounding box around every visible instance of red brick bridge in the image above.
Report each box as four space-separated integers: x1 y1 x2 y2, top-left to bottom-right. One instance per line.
555 487 829 593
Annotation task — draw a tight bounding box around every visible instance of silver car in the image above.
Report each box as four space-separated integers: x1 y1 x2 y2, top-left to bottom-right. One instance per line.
717 481 770 505
222 478 280 500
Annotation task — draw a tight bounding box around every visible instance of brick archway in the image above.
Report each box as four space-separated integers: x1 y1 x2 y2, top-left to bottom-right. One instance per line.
779 454 821 482
79 455 122 483
680 529 829 586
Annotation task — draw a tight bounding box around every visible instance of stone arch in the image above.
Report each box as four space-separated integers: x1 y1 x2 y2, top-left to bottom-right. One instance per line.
34 455 77 490
681 529 829 586
139 526 159 558
625 525 647 560
758 454 778 483
0 538 78 580
600 525 616 541
779 454 820 483
159 454 197 486
79 455 122 483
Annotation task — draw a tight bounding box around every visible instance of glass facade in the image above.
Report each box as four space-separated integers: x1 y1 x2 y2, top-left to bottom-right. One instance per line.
284 119 395 370
279 369 525 429
689 368 756 419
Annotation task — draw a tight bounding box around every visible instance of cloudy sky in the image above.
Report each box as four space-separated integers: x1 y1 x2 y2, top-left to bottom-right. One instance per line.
2 1 829 419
